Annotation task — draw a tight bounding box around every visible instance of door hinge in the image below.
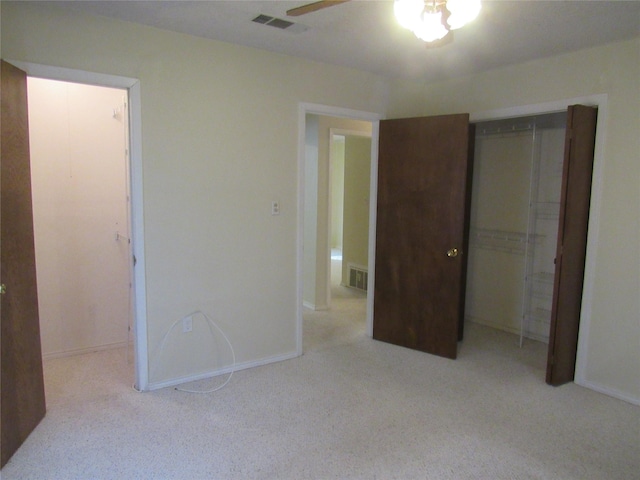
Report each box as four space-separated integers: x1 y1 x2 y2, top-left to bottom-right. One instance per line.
133 255 137 266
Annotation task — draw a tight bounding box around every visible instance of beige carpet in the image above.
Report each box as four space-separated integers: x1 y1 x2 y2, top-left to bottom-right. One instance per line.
2 268 639 479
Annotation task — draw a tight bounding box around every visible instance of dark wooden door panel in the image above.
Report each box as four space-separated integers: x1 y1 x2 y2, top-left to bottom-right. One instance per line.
373 114 473 359
546 105 598 386
1 60 46 467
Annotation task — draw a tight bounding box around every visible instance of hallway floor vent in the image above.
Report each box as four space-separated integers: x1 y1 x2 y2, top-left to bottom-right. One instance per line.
348 264 368 292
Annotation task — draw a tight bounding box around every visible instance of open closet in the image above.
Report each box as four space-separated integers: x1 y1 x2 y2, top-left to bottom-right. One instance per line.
372 106 597 385
465 112 567 346
465 105 598 386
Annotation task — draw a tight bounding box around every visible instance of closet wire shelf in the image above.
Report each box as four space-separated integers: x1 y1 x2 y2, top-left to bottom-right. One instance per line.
469 228 543 256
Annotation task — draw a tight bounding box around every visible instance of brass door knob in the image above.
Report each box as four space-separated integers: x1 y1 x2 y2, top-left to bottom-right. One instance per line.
0 284 6 295
447 248 459 258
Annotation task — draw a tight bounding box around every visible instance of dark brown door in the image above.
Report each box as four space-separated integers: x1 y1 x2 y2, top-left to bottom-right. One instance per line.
373 114 474 359
1 60 46 467
546 105 598 386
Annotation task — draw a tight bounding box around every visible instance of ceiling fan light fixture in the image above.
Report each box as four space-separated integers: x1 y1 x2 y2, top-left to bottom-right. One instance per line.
394 0 425 30
446 0 481 30
394 0 481 43
414 10 449 42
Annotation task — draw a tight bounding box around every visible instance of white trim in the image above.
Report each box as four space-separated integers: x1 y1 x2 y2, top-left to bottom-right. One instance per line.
42 341 131 361
8 61 149 392
128 81 149 392
366 121 380 338
296 105 307 357
327 130 337 310
572 99 607 390
6 60 138 90
578 380 640 407
147 351 299 391
299 102 384 123
297 103 384 356
303 301 328 311
470 94 608 393
330 129 372 138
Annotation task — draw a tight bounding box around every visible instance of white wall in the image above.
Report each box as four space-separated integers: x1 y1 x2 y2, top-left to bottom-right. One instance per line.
1 2 390 387
28 77 131 358
387 38 640 403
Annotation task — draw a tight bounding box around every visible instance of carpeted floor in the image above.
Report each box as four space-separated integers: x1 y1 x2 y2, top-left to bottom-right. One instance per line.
2 262 639 479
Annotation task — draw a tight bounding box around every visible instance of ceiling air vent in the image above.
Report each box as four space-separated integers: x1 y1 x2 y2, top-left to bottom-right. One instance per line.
252 14 274 25
251 14 309 34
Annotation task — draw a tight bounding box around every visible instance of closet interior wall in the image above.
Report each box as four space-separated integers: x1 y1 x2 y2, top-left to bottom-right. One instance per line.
465 112 567 344
28 78 132 359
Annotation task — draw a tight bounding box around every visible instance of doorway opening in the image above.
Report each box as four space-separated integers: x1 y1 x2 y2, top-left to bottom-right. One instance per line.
27 77 135 387
298 105 382 354
7 60 148 391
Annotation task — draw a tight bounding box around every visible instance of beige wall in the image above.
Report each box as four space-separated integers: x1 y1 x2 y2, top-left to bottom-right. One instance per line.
329 134 372 287
330 138 344 251
341 135 372 285
1 2 390 386
388 38 640 402
28 78 131 358
3 1 638 402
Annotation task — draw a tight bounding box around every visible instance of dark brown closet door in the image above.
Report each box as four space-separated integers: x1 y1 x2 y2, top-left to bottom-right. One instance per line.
546 105 598 386
373 114 474 359
1 60 46 467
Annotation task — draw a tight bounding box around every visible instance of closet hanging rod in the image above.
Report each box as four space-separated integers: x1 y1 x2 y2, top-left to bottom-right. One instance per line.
477 123 533 136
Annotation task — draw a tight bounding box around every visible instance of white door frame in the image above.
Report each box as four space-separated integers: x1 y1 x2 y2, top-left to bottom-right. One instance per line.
297 103 384 355
7 60 149 391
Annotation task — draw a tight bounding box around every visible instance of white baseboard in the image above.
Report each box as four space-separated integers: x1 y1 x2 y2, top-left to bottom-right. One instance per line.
465 316 549 343
42 341 130 360
575 378 640 406
303 301 328 311
465 316 521 336
146 350 299 391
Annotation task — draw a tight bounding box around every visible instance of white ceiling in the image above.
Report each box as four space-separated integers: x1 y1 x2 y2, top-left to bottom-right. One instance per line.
41 0 640 82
